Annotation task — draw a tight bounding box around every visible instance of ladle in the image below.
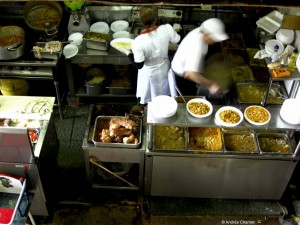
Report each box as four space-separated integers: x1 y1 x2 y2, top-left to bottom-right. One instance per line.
175 85 187 104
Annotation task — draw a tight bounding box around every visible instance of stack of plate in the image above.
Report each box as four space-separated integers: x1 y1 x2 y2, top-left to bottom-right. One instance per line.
276 29 294 45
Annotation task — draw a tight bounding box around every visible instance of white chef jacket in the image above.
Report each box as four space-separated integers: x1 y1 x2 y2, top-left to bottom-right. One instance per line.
171 27 208 77
131 24 180 104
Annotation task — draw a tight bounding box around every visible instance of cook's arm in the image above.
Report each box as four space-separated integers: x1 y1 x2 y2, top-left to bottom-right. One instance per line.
128 53 144 69
115 47 144 69
184 70 221 94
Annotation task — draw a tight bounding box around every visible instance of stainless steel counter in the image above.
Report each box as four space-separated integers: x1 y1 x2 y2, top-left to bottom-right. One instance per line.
144 103 300 199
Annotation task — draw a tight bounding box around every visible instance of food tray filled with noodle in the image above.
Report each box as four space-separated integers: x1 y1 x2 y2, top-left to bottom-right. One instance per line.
83 32 112 51
222 131 259 154
256 133 293 155
188 127 223 153
92 116 142 148
153 125 187 151
32 41 62 59
236 82 287 104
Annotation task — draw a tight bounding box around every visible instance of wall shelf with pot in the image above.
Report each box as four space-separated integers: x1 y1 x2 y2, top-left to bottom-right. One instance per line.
144 102 300 200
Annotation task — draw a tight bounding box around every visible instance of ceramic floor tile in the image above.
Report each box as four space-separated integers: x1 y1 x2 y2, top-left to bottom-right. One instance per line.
249 200 283 216
55 118 74 140
71 117 88 141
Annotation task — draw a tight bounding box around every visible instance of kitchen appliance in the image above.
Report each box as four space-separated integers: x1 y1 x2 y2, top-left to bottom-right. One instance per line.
66 2 90 35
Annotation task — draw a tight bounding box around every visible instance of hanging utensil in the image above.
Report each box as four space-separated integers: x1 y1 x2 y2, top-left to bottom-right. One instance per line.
175 85 187 104
89 157 136 188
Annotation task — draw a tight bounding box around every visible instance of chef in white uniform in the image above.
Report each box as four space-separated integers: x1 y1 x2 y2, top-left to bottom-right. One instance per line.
115 6 181 104
171 18 229 95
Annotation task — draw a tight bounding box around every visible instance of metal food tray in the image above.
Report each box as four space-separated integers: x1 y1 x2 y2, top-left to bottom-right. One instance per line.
256 133 293 155
222 131 260 154
83 32 112 51
231 66 255 83
188 127 223 153
28 128 39 145
152 125 187 151
236 82 286 104
92 116 142 148
32 42 62 60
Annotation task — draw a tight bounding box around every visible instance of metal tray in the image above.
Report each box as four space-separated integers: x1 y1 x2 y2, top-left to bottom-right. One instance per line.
152 125 187 151
106 86 133 95
32 42 62 60
83 32 112 51
222 131 260 154
92 116 142 148
236 82 286 104
188 127 223 153
256 133 292 155
231 66 255 83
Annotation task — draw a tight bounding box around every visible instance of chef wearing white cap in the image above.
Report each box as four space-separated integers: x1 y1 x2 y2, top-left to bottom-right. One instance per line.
171 18 229 95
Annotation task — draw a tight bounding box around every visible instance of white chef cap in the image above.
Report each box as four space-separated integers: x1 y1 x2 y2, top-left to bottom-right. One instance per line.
200 18 229 42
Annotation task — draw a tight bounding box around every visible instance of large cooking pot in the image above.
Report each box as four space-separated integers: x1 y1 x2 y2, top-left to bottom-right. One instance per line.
0 26 25 60
24 1 63 36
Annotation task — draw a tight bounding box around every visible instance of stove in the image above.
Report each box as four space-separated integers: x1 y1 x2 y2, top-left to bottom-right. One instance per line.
0 2 68 119
0 3 68 78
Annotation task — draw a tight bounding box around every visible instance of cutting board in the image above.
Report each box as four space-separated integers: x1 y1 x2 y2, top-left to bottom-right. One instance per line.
281 15 300 30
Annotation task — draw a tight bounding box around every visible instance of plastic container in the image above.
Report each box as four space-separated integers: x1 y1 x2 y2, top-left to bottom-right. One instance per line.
256 10 283 34
288 48 299 72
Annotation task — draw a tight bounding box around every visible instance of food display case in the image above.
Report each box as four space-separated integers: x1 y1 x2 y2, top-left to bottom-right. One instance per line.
144 103 300 200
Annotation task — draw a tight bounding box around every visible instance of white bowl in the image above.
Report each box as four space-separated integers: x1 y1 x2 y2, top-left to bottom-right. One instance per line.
150 95 178 120
68 32 83 45
244 105 271 126
113 31 131 39
63 44 78 59
90 22 109 34
215 106 243 127
110 38 133 50
110 20 129 33
186 98 213 118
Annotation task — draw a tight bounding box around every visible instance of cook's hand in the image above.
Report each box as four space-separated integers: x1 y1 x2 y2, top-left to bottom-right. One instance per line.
173 23 182 33
114 47 131 56
208 82 221 94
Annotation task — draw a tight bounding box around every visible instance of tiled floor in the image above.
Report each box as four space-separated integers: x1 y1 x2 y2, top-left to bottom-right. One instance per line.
23 104 300 225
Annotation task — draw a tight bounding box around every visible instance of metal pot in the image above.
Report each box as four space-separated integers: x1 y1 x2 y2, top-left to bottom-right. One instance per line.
23 1 63 36
0 26 25 60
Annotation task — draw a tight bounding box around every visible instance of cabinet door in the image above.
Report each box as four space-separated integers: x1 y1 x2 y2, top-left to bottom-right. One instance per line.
147 156 297 199
0 127 34 163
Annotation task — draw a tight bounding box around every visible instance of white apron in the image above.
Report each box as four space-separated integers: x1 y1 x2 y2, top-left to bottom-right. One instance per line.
136 58 177 104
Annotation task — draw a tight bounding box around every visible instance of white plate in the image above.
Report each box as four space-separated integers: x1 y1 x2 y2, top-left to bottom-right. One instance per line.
110 20 129 33
186 98 213 118
113 31 131 39
215 106 243 127
150 95 178 119
244 105 271 126
90 22 109 34
110 38 133 50
63 44 78 59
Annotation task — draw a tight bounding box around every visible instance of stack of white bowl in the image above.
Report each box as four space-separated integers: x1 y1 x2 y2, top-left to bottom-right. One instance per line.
276 29 294 45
